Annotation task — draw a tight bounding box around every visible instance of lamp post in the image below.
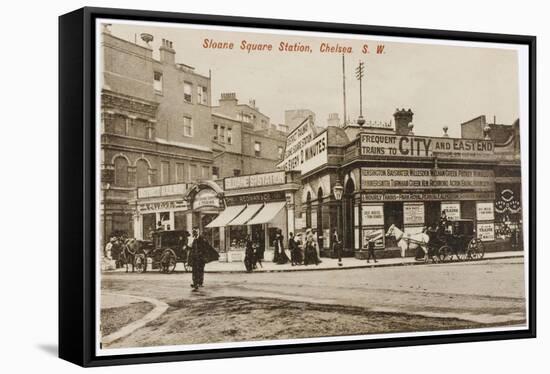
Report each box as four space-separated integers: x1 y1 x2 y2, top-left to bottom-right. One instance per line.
333 177 344 252
103 182 110 248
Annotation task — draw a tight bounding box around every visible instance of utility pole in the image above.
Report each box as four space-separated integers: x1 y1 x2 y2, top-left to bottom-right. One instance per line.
355 61 366 127
342 54 347 127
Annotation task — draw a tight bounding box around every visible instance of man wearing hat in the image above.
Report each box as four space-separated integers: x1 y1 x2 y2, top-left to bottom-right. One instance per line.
188 228 219 291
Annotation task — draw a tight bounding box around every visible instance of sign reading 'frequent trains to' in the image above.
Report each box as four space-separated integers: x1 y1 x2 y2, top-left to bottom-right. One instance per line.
360 133 494 158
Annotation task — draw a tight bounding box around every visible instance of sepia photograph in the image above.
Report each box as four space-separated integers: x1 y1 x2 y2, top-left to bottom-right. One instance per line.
94 17 531 357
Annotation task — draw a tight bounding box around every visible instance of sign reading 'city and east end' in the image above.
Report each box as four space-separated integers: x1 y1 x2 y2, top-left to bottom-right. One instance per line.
361 168 495 191
224 171 286 190
278 117 328 175
360 133 494 158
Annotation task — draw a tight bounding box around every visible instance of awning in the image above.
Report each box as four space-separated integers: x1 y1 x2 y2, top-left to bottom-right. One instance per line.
227 204 264 226
247 202 287 225
206 205 246 228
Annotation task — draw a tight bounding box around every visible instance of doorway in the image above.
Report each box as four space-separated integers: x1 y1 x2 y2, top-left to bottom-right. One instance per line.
384 202 403 248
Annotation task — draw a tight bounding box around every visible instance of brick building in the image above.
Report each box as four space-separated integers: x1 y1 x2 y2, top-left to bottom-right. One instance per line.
100 28 214 243
211 93 287 179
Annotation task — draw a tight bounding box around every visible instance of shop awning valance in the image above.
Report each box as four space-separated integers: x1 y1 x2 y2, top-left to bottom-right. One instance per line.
227 204 264 226
206 205 246 228
246 202 287 225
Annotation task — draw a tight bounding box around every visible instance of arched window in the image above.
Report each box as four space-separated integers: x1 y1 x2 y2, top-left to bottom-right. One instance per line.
113 156 129 187
306 191 312 228
136 159 150 187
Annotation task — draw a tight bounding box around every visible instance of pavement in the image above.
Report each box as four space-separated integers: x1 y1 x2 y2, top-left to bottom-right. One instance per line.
109 250 524 274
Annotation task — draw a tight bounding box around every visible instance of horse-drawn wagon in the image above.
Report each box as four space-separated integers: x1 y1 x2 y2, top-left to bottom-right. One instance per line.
385 219 485 263
133 230 192 273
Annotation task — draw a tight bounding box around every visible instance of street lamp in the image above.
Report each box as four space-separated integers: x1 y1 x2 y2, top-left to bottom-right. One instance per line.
333 177 344 254
103 182 111 248
333 179 344 201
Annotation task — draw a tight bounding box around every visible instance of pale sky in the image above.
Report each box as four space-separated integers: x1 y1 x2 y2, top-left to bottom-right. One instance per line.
109 22 519 138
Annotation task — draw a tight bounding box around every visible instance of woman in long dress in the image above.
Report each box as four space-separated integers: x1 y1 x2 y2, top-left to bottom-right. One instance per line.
304 229 320 265
275 230 290 264
244 235 255 272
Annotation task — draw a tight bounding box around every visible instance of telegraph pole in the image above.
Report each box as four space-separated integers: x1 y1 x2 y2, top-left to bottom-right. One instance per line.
342 54 347 127
355 61 366 126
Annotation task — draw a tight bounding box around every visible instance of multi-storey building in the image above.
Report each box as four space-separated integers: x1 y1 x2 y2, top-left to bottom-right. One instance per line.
100 28 214 243
211 93 287 179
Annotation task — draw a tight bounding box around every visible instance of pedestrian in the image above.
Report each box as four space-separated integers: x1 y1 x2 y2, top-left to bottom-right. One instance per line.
253 236 263 269
366 239 378 263
275 229 290 264
289 232 301 266
304 228 320 266
244 234 255 272
188 228 218 291
332 229 343 267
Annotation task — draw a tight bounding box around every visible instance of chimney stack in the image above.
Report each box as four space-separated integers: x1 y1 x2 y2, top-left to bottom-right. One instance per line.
159 38 176 65
393 108 414 135
327 113 340 127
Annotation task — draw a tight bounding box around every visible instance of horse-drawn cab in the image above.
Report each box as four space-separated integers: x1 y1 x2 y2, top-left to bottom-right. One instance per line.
430 219 485 261
133 230 191 273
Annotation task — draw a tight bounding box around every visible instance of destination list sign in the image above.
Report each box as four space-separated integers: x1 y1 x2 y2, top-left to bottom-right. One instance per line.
361 168 494 191
360 133 494 158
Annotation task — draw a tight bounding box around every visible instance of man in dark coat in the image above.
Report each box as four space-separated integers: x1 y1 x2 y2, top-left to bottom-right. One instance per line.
188 228 218 291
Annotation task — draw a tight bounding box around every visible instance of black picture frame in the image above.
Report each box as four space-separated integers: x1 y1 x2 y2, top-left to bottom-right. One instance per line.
59 6 536 367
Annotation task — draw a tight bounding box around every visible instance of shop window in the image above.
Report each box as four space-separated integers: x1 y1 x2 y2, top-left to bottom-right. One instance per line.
183 82 193 103
174 211 187 231
136 159 150 187
113 156 129 187
142 213 156 240
153 71 163 93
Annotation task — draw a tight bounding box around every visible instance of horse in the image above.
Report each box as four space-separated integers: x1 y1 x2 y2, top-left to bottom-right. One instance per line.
118 238 140 273
385 224 430 261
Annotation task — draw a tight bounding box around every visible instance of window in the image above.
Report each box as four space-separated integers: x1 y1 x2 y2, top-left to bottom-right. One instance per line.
254 141 261 157
183 82 192 103
227 128 232 144
233 169 241 177
239 113 251 123
278 146 284 158
153 71 163 93
113 156 129 187
197 85 208 105
176 163 185 183
212 166 219 180
189 164 198 180
219 126 225 142
213 124 218 140
136 159 150 187
183 116 193 137
161 161 170 184
201 166 209 178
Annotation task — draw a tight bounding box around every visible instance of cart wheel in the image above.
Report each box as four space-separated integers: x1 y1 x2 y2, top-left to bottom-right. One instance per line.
438 246 450 262
134 254 147 273
183 261 192 273
468 238 485 260
160 249 177 273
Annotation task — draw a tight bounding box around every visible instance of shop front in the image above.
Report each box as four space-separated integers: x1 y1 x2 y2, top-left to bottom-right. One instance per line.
206 171 299 262
336 131 499 254
132 181 224 249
